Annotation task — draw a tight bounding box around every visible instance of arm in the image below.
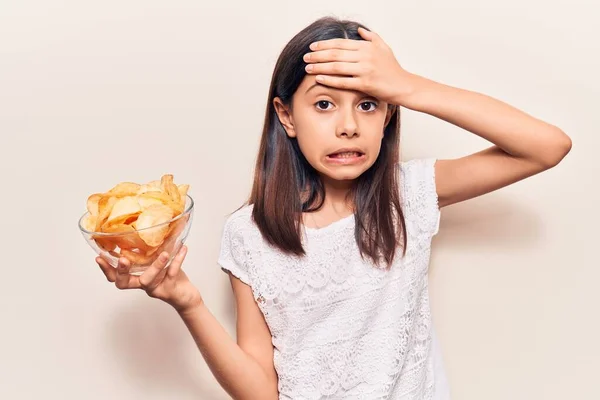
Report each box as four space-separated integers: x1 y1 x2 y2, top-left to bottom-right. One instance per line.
178 274 278 400
397 73 573 208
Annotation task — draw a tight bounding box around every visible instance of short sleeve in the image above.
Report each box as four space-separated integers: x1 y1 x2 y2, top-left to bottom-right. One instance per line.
399 158 441 237
217 213 252 285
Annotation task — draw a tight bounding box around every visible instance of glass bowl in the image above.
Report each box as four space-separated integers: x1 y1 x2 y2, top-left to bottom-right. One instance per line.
78 194 194 275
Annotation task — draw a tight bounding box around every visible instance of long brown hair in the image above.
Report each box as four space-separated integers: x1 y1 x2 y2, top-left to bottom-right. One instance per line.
244 16 407 268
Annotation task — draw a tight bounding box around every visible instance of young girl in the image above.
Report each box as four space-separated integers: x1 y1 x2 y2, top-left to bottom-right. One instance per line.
96 16 571 400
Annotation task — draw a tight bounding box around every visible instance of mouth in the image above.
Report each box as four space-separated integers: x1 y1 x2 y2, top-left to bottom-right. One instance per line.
327 151 364 159
325 150 366 165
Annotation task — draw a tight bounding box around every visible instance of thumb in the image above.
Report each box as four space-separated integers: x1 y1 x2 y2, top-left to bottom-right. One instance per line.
167 245 188 278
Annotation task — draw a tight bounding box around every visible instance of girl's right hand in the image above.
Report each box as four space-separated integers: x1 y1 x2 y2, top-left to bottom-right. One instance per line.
96 245 204 314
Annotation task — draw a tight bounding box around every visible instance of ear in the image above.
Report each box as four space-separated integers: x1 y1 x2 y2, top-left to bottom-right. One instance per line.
273 97 296 138
384 104 397 128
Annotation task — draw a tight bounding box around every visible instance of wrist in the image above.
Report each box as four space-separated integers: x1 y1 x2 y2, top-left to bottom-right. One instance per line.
175 296 205 319
392 72 436 110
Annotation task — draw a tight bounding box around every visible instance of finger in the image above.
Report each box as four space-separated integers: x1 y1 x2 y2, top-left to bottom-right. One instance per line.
306 62 362 77
315 75 361 91
139 251 170 289
304 49 360 64
115 257 141 290
167 245 188 279
96 256 116 283
357 26 376 42
310 38 363 51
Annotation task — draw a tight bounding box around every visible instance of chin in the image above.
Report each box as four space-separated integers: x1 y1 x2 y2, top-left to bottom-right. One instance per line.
320 166 368 182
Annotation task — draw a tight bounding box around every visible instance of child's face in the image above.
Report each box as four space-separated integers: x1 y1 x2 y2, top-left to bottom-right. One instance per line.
274 75 394 185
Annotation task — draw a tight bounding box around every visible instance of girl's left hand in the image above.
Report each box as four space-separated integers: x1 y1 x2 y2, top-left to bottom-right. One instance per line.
303 27 419 106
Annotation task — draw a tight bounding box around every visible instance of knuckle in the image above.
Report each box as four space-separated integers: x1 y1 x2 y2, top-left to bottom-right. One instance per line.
140 274 159 291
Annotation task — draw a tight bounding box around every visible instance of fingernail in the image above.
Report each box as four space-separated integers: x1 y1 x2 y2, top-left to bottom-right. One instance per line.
309 42 317 50
303 53 310 61
305 65 313 72
160 253 169 262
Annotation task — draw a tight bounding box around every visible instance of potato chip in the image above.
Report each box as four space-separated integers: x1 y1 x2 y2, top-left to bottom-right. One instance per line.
161 174 181 205
137 196 164 210
108 250 121 259
136 203 175 247
145 215 188 256
169 202 185 216
121 247 162 265
93 235 117 252
123 215 138 225
178 184 189 207
106 196 141 225
102 224 150 252
107 182 141 197
95 196 117 232
145 244 162 257
138 191 183 215
137 184 162 195
137 191 172 205
102 223 133 234
168 214 189 239
87 194 102 216
81 214 97 232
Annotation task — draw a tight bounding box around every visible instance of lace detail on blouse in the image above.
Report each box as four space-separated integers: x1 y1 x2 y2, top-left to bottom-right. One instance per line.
218 158 448 399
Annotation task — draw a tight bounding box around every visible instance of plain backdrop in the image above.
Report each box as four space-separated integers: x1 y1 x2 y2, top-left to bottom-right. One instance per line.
0 1 597 399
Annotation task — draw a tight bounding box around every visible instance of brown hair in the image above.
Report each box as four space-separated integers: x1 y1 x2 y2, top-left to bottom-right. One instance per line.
244 16 407 268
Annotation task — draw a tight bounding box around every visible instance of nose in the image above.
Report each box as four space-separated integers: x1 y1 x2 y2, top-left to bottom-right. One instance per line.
335 108 359 138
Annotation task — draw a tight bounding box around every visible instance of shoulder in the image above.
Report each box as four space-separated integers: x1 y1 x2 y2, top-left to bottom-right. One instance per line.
223 203 255 230
220 203 260 246
398 158 441 237
398 158 438 201
217 204 258 285
221 203 271 249
399 158 437 184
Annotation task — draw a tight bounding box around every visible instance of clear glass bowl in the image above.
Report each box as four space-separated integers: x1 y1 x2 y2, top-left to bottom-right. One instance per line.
78 194 194 275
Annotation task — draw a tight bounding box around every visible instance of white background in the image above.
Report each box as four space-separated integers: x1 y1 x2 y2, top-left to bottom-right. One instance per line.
0 1 597 399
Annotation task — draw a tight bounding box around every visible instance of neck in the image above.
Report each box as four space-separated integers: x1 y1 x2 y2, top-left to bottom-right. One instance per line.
319 175 355 213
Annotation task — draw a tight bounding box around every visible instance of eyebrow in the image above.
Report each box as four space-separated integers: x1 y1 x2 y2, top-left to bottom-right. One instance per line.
304 83 378 102
305 82 325 95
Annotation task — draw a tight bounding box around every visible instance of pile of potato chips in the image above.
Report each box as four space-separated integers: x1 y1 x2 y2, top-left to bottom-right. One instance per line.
81 174 190 264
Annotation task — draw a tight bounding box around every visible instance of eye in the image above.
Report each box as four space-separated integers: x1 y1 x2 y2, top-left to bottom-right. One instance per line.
315 100 332 111
314 100 379 112
360 101 378 112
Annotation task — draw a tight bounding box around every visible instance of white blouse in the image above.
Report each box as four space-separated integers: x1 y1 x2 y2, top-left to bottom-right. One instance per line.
218 158 450 399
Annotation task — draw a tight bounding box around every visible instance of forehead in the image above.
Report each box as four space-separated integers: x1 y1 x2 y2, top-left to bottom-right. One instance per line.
296 74 372 98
